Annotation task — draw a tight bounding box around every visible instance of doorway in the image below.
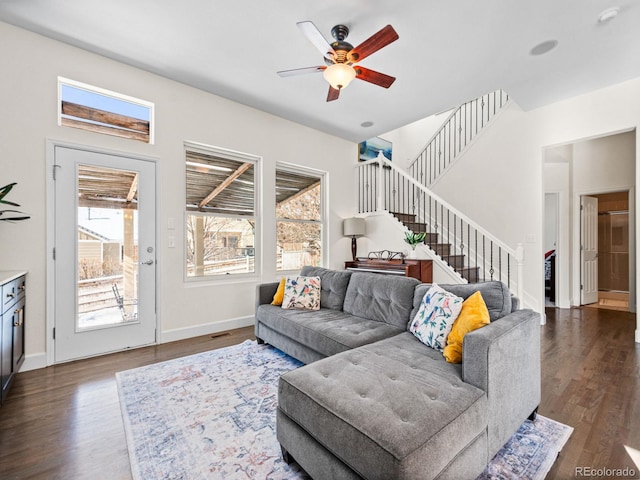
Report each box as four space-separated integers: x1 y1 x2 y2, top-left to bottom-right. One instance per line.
543 129 636 313
52 145 157 363
586 191 630 311
544 193 558 307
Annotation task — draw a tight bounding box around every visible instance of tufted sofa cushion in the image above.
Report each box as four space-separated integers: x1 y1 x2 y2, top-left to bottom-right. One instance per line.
256 304 404 357
343 272 420 328
278 332 487 480
410 281 512 323
300 266 352 310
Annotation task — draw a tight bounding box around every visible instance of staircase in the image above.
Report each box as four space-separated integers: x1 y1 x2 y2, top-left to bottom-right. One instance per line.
356 90 523 298
409 90 509 188
391 212 480 282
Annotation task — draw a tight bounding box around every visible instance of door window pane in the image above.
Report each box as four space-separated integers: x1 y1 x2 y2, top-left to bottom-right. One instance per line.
77 165 139 329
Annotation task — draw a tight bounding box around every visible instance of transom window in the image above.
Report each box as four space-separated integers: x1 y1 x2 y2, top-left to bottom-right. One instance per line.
276 165 324 271
58 77 154 143
185 144 258 278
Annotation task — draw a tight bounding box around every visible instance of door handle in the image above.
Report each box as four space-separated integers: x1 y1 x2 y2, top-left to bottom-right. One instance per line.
139 259 155 265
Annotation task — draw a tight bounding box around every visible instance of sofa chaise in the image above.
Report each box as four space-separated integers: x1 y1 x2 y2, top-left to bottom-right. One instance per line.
255 266 541 480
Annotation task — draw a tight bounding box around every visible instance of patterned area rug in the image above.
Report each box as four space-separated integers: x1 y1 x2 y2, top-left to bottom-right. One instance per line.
116 340 572 480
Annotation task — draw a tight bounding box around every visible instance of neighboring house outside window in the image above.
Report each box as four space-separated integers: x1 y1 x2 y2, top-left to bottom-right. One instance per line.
276 165 324 271
185 144 259 278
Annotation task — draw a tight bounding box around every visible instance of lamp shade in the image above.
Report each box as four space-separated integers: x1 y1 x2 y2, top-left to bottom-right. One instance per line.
323 64 357 90
343 217 366 237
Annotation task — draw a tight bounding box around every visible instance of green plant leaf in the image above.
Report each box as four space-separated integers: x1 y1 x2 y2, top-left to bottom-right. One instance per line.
0 183 29 220
404 230 426 247
0 183 20 206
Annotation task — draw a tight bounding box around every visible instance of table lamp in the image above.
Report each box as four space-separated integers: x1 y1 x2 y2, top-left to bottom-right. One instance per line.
343 217 366 261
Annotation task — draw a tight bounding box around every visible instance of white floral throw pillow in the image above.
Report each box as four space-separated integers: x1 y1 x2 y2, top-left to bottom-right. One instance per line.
409 284 464 351
281 276 321 310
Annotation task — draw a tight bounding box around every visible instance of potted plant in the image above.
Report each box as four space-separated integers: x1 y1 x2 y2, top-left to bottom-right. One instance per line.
0 183 30 221
404 231 426 258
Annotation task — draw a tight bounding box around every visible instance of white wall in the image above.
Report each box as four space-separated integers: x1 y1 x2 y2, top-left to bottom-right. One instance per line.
379 78 640 342
0 22 358 368
381 110 454 170
543 194 557 253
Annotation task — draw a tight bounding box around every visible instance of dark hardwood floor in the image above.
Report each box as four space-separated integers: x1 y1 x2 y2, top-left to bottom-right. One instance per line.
0 308 638 479
0 328 255 480
542 307 640 479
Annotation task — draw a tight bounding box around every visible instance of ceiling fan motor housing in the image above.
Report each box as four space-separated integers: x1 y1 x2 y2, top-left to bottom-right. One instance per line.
328 24 354 64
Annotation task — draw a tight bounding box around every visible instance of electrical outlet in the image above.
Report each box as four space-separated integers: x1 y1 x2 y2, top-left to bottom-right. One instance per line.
168 235 175 248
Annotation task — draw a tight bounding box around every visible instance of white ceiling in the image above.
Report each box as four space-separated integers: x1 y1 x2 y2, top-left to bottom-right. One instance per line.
1 0 639 142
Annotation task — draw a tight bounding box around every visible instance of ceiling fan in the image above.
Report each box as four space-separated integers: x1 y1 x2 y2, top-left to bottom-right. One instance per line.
277 21 399 102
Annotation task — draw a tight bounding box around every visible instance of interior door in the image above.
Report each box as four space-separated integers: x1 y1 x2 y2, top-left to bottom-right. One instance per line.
581 195 598 305
54 146 156 362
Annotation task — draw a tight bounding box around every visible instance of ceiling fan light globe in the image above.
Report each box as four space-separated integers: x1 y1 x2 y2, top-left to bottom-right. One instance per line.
323 63 356 90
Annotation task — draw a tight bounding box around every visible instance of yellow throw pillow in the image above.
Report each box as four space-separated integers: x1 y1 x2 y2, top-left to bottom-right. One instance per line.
443 291 490 364
271 278 286 305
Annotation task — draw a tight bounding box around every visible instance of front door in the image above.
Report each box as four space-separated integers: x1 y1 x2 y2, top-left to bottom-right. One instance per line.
581 195 598 305
54 146 156 362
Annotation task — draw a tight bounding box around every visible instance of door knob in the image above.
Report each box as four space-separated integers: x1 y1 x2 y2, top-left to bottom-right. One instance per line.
139 259 155 265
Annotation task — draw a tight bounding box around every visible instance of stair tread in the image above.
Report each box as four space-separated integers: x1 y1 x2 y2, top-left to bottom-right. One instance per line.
393 213 484 284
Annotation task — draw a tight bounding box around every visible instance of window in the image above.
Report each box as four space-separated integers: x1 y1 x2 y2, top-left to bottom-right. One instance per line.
58 77 154 143
276 166 324 271
185 144 258 278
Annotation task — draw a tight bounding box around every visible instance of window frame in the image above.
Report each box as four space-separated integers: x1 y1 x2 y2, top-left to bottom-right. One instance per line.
275 162 327 273
58 77 155 144
184 141 261 282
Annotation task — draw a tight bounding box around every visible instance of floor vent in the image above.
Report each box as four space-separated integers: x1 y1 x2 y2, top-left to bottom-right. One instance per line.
210 332 232 339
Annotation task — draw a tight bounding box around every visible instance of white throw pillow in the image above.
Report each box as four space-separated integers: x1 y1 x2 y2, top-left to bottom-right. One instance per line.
409 284 464 351
281 276 321 310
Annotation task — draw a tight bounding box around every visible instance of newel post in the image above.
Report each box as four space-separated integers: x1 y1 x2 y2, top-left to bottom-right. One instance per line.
516 243 525 303
376 151 385 212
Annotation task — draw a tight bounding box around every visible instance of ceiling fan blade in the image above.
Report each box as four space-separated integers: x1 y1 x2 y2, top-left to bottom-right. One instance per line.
348 25 399 63
297 21 336 60
355 66 396 88
327 86 340 102
277 66 326 77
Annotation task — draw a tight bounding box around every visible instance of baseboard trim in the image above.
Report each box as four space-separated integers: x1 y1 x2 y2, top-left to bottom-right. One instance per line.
636 329 640 344
20 352 48 372
160 316 254 344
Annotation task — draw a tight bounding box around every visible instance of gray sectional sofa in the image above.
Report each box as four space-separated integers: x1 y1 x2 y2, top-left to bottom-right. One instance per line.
255 266 541 480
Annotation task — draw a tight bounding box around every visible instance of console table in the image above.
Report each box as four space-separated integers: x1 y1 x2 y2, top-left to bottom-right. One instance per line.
345 257 432 283
1 271 26 405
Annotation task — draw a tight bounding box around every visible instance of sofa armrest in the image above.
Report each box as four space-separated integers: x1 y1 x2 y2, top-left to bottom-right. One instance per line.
255 282 280 342
256 282 280 310
510 296 520 311
462 308 541 456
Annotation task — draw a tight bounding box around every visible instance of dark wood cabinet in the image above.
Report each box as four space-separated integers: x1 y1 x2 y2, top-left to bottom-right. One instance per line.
345 258 433 283
1 272 26 405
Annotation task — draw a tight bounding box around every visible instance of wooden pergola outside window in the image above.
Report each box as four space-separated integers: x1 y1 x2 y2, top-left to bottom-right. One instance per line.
59 78 154 143
185 148 257 277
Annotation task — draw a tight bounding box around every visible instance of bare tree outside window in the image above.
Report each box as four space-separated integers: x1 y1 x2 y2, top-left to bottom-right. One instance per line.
276 168 323 271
